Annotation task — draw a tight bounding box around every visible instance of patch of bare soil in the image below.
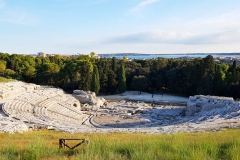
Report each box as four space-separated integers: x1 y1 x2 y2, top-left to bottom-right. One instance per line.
93 114 148 128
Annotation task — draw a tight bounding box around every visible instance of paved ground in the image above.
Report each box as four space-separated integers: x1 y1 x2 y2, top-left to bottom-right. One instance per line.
99 91 188 103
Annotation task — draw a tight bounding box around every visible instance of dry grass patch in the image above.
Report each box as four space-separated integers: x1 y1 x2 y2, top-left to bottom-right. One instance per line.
0 129 240 159
0 77 12 83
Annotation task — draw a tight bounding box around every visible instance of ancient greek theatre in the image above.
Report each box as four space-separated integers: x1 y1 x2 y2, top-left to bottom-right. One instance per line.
0 81 240 134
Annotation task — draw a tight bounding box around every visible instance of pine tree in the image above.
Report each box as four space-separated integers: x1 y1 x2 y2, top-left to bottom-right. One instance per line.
118 63 126 94
91 65 100 94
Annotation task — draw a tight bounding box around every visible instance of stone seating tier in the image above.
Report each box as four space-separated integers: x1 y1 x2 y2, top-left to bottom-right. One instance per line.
186 95 238 116
0 82 92 129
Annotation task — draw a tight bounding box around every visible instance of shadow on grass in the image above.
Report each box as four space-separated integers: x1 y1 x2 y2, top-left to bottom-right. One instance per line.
62 149 79 157
59 145 88 158
115 147 133 159
217 142 233 160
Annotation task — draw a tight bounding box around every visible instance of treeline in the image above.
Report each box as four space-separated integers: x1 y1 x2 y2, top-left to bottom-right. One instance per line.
0 52 240 98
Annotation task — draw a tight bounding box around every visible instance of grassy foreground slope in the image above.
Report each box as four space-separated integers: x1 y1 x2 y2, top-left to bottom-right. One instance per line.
0 77 12 83
0 130 240 160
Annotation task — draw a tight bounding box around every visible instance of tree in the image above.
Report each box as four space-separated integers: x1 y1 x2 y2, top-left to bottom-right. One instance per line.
50 54 65 67
213 63 228 95
36 63 60 85
58 60 80 90
107 70 118 93
131 75 148 94
111 57 117 72
118 63 126 94
123 56 128 62
233 60 237 72
202 55 215 94
90 52 96 59
25 55 36 67
77 60 93 91
0 60 6 71
22 66 36 82
156 73 164 91
96 58 119 93
3 69 16 78
91 65 100 94
229 60 238 84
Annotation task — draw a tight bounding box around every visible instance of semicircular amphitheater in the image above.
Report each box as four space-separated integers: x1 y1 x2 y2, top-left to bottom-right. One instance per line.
0 82 97 133
1 81 240 134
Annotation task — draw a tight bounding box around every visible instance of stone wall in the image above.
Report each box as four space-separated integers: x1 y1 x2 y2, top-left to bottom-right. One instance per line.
73 90 106 111
186 95 234 116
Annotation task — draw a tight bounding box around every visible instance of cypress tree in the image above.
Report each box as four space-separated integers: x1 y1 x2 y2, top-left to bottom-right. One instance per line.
111 57 117 72
91 65 100 94
118 63 126 94
233 60 236 73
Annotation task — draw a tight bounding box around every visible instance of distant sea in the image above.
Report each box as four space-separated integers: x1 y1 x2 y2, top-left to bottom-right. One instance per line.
99 54 240 60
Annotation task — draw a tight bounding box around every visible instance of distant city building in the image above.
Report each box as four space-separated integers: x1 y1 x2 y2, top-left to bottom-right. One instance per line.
217 56 225 60
37 52 46 57
225 57 233 60
46 54 54 57
29 54 37 57
95 55 101 59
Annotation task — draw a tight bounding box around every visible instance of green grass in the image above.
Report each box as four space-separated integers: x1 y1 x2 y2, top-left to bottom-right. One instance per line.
0 129 240 160
0 76 13 83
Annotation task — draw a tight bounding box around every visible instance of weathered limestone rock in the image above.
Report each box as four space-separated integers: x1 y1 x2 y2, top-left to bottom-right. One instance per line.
73 90 106 111
1 123 29 133
186 95 234 116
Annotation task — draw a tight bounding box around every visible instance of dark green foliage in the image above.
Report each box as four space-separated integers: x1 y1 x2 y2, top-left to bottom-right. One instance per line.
0 60 7 71
97 59 112 93
77 60 93 91
118 63 126 94
131 75 148 94
232 60 236 71
58 59 93 91
36 63 60 85
22 66 36 82
107 70 118 93
1 52 240 98
111 57 118 72
91 65 100 94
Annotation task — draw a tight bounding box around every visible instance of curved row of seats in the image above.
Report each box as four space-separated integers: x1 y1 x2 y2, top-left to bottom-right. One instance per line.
2 100 34 115
1 85 88 128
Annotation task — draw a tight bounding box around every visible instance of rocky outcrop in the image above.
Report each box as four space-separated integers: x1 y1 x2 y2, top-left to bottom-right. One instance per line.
186 95 234 116
5 124 29 133
0 82 41 99
73 90 106 111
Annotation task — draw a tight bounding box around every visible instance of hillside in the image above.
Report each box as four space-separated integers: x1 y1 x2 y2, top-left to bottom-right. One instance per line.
0 81 240 134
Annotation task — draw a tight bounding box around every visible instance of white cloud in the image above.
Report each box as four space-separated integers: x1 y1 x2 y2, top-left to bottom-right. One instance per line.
130 0 159 12
107 27 240 46
185 11 240 31
110 10 240 46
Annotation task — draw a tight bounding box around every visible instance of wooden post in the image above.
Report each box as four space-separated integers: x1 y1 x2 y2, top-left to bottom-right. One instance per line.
59 138 89 150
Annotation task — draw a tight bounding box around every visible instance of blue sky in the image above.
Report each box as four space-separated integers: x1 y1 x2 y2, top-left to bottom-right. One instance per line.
0 0 240 55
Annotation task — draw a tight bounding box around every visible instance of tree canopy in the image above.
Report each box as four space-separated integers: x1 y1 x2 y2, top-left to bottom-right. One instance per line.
1 52 240 98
